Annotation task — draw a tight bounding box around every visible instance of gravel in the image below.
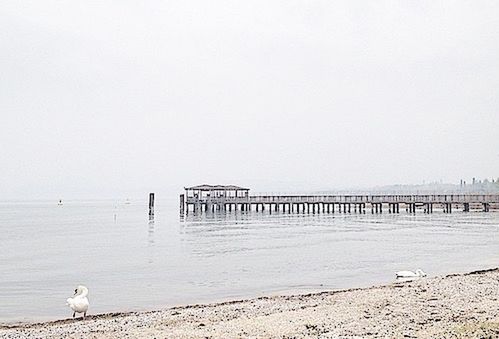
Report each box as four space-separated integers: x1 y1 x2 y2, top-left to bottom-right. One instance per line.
2 268 499 338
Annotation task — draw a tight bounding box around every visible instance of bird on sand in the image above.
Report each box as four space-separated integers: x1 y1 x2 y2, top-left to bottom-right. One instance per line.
395 269 427 279
66 285 89 319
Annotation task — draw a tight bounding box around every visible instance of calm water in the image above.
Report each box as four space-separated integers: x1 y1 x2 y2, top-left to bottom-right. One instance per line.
1 198 498 323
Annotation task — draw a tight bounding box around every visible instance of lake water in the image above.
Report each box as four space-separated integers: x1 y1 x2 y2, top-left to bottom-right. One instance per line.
1 198 498 323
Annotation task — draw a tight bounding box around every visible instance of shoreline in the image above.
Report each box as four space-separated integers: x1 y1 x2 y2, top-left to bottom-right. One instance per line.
2 268 499 338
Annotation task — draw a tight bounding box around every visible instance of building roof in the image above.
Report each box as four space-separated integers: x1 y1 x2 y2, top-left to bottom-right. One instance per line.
185 184 250 191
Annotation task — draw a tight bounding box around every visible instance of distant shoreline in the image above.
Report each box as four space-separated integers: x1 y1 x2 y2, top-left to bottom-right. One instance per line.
2 268 499 338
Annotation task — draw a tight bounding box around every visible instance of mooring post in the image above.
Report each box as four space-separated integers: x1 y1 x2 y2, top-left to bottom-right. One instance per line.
149 193 155 216
179 194 185 214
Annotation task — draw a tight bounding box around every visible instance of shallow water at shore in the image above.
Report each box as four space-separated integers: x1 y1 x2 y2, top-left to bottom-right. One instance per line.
1 198 498 323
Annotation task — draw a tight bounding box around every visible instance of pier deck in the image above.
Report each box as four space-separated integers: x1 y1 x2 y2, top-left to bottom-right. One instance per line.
181 185 499 214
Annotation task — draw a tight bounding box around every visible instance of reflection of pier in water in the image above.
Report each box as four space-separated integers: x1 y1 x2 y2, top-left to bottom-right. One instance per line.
180 185 499 215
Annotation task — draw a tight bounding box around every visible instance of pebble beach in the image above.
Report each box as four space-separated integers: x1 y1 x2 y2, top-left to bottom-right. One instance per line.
1 268 499 338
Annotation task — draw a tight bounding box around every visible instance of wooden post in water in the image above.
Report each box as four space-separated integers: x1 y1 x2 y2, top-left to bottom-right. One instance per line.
179 194 185 214
149 193 155 217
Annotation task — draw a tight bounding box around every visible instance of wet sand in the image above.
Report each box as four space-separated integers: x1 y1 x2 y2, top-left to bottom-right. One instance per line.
1 268 499 338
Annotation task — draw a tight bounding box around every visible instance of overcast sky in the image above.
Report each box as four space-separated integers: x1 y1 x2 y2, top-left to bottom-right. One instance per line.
1 1 498 198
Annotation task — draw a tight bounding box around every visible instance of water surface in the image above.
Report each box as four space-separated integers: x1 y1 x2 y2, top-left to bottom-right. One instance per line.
1 198 498 323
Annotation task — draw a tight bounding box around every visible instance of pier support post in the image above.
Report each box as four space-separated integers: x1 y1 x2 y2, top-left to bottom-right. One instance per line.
180 196 185 214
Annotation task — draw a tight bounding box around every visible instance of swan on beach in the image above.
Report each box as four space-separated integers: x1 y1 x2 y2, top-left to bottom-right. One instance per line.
66 285 89 319
395 269 427 279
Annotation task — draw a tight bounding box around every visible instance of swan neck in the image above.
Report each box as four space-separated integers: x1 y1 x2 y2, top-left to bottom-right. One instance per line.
79 288 88 298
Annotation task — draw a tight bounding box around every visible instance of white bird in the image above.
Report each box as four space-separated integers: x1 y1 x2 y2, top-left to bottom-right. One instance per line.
66 285 89 319
395 269 427 279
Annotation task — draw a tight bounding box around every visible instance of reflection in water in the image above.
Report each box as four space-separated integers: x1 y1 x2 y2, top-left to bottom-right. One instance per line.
148 214 155 245
147 214 155 264
182 210 252 223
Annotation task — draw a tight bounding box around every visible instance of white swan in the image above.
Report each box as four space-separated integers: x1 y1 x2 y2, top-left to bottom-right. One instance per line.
66 285 89 319
395 269 427 278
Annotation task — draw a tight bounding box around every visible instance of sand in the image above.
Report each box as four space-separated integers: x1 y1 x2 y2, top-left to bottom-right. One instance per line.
1 268 499 338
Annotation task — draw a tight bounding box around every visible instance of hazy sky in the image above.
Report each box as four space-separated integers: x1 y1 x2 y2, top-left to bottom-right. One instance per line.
1 1 498 198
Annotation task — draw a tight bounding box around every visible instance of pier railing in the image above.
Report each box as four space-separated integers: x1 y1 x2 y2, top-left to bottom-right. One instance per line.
246 194 499 204
186 194 499 204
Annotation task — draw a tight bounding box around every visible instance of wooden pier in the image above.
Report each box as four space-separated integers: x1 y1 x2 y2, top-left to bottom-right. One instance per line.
181 185 499 214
